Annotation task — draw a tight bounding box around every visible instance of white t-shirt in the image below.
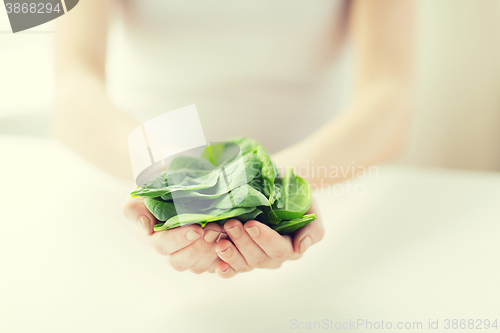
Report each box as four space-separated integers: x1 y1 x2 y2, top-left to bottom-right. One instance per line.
107 0 351 153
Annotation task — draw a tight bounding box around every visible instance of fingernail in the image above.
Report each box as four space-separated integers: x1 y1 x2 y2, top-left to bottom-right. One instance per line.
299 236 312 254
186 229 202 241
226 225 242 239
218 246 232 257
216 231 228 242
204 230 219 243
245 226 260 238
138 216 151 235
220 266 230 274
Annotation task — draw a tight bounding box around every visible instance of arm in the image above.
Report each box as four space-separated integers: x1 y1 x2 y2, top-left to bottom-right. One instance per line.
220 0 415 277
273 0 415 185
54 1 222 274
53 0 136 180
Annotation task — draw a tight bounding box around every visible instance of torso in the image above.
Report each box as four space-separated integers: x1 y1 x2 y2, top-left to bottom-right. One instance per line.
107 0 349 152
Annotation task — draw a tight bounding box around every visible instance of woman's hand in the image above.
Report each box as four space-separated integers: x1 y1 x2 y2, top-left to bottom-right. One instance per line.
214 202 325 278
122 196 222 274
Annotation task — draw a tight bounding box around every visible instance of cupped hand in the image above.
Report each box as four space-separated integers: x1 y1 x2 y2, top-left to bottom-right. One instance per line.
214 202 325 278
122 196 222 274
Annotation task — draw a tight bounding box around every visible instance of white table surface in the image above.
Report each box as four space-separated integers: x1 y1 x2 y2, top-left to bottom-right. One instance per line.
1 135 499 333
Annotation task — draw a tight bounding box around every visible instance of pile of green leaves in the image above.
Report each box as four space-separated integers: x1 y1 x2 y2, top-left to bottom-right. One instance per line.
131 137 316 234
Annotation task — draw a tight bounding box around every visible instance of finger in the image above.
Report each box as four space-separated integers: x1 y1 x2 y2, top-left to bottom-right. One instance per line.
188 224 223 274
216 260 237 279
168 223 222 272
223 219 271 267
293 213 325 255
242 220 298 261
122 196 157 235
137 224 204 256
215 239 252 273
190 244 219 274
207 258 219 273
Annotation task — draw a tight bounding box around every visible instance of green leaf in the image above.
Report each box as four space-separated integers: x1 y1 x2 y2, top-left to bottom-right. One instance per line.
210 184 270 209
143 151 263 219
154 207 255 231
202 143 227 166
271 214 316 234
131 166 220 198
257 206 281 225
130 137 315 234
272 167 311 220
168 156 214 171
218 143 242 166
144 197 177 221
226 137 263 155
216 150 261 192
235 208 262 222
256 147 278 204
133 140 260 199
130 176 169 198
202 142 243 167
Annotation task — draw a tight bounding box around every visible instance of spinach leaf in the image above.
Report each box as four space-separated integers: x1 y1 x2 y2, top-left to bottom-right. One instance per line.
131 137 316 236
257 206 281 225
209 184 270 209
144 197 177 221
135 141 260 198
160 190 220 201
272 167 311 220
168 156 214 171
275 177 285 209
234 208 263 222
271 214 317 234
218 142 242 166
145 196 218 221
173 150 260 194
273 183 282 202
130 176 169 198
202 143 227 166
131 168 219 197
154 207 255 231
166 184 269 218
226 137 262 155
256 147 278 204
202 142 243 167
206 149 261 195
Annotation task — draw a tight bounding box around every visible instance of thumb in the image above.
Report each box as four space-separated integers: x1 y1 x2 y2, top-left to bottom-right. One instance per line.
122 196 158 235
293 200 325 254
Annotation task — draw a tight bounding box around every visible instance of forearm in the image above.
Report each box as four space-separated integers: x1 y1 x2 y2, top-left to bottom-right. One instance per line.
272 79 413 185
52 68 138 181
